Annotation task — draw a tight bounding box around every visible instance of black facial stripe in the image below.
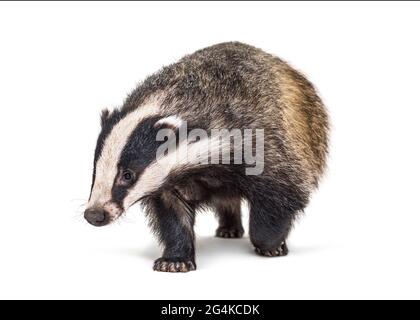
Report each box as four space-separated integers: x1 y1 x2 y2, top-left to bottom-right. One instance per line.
111 184 129 209
108 116 167 206
119 116 163 167
90 108 134 198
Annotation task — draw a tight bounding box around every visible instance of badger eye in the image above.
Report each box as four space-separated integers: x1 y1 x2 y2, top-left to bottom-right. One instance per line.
122 170 133 182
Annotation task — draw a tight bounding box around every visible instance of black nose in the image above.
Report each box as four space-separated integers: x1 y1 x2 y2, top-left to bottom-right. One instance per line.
84 208 110 227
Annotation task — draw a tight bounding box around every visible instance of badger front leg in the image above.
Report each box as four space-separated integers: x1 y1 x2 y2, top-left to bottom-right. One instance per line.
146 193 196 272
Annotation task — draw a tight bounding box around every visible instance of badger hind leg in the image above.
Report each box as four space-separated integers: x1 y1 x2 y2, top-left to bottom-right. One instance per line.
213 196 244 238
248 183 306 257
254 242 289 257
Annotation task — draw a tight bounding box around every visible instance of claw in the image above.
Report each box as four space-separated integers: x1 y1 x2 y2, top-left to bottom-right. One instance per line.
215 227 244 238
153 258 196 272
254 242 288 257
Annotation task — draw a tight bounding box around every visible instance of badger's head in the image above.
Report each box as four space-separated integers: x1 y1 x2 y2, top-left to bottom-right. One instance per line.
84 102 183 227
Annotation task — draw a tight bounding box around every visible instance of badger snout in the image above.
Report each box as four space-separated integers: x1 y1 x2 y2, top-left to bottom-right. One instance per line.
84 208 110 227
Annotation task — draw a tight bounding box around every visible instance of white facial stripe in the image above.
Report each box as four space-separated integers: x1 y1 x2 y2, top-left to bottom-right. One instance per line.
123 133 234 209
154 115 184 129
88 101 161 208
103 202 123 221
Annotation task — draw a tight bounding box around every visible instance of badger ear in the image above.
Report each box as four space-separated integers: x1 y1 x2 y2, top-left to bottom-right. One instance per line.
154 115 184 130
100 109 110 127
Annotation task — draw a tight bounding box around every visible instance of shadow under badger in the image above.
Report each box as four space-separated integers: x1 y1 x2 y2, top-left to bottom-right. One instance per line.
85 42 329 272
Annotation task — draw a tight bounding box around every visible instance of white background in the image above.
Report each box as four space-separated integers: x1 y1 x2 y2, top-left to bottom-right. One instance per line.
0 2 419 300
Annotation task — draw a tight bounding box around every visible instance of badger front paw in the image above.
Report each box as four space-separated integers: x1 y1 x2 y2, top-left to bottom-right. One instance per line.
254 242 289 257
215 227 244 238
153 257 196 273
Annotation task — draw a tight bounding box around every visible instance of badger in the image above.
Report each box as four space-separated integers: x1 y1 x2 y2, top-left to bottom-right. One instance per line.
85 42 329 272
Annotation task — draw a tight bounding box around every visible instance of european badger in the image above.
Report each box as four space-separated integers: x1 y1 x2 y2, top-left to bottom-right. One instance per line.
85 42 329 272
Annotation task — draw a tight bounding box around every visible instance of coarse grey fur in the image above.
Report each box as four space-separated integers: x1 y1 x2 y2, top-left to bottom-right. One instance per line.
86 42 329 272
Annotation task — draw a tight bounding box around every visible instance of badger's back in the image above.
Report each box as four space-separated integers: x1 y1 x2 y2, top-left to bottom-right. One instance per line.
123 42 329 192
